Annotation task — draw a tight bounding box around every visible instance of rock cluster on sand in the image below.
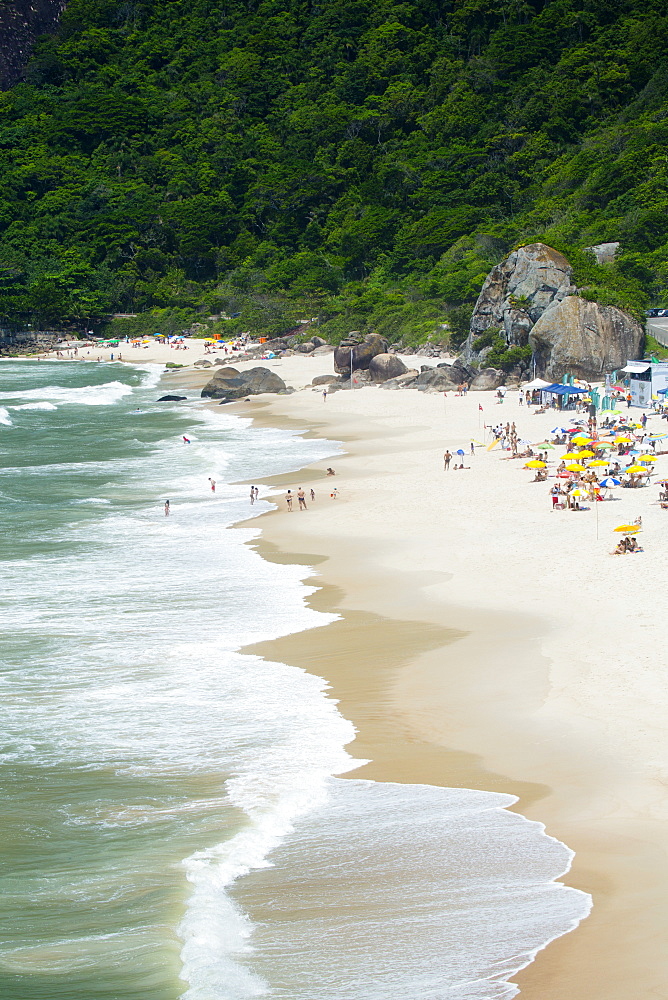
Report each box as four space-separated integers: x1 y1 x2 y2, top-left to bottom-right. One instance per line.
334 333 388 375
200 366 287 401
463 241 644 381
368 353 408 382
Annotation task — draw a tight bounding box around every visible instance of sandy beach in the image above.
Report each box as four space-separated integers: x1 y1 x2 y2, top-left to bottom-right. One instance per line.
42 340 668 996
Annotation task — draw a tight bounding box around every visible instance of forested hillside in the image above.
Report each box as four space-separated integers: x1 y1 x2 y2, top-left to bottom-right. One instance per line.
1 0 667 344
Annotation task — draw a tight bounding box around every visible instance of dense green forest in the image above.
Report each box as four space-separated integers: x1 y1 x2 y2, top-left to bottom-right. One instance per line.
0 0 667 345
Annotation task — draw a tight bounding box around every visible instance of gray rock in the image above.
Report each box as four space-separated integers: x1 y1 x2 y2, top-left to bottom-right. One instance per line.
529 296 644 380
334 333 388 375
368 353 409 383
311 336 327 348
312 344 334 355
584 242 620 265
157 395 187 401
380 369 419 389
464 243 574 360
201 366 286 401
469 368 506 390
415 368 458 392
312 374 339 386
194 359 213 367
297 341 315 353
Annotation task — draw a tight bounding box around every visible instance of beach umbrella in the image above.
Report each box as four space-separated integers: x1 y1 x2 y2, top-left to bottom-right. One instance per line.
614 524 641 533
526 460 546 468
625 465 648 474
637 455 655 463
589 460 608 467
572 435 592 444
578 449 595 458
594 441 612 448
615 437 633 444
570 488 587 497
562 452 581 460
648 433 668 440
566 463 586 472
599 477 621 487
456 449 465 455
551 426 570 434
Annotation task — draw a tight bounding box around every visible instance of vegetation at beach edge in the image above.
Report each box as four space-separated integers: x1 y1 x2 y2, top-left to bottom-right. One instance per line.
0 0 667 347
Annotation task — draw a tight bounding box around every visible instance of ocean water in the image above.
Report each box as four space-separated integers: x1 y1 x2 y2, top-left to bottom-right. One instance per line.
0 360 591 999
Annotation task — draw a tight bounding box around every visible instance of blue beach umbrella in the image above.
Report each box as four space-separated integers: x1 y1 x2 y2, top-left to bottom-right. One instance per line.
599 477 621 487
456 449 465 455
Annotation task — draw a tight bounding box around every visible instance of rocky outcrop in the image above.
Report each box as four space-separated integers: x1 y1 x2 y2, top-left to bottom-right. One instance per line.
414 368 458 392
380 369 419 389
584 242 619 265
0 0 67 90
440 359 476 384
297 341 315 353
368 353 408 383
312 374 339 386
201 366 287 401
157 395 187 401
465 243 574 359
529 297 644 380
469 368 506 391
334 333 388 375
0 328 59 355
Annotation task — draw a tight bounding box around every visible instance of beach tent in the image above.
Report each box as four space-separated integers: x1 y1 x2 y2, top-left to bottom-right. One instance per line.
523 378 552 390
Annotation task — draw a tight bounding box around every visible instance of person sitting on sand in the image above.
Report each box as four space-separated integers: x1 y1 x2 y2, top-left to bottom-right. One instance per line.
626 536 642 552
326 467 335 476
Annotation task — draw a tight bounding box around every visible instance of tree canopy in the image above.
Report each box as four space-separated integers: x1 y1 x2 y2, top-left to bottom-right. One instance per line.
0 0 666 342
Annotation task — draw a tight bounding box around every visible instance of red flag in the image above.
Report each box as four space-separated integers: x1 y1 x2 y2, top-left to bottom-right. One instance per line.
479 404 483 411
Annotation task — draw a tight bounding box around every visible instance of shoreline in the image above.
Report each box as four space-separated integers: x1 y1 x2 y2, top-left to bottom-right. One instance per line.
206 359 668 1000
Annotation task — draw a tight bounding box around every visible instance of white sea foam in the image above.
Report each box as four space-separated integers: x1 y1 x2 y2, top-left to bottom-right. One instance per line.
0 380 133 406
0 406 12 425
10 401 58 410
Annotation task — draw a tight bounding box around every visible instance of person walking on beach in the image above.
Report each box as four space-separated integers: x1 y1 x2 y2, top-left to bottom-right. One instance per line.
297 488 308 510
208 478 216 492
164 500 170 516
250 487 256 505
285 490 293 511
443 450 452 470
310 488 315 502
470 441 475 455
322 388 328 402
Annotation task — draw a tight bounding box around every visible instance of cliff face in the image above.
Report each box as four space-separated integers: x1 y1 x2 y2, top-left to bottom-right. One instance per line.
0 0 66 90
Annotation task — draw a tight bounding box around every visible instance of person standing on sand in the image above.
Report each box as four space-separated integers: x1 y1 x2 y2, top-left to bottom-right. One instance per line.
285 490 293 511
322 388 328 402
310 488 315 502
470 441 475 455
443 450 452 470
164 500 170 516
297 488 308 510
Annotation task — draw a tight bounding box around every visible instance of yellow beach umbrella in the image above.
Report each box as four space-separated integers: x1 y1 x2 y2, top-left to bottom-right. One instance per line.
626 465 648 474
562 452 581 460
570 488 587 497
615 437 632 444
571 436 592 444
526 460 546 468
589 460 609 467
637 455 654 463
566 463 586 472
578 449 595 458
614 524 641 533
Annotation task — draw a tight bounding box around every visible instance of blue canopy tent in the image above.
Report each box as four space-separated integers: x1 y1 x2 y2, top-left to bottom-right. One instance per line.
540 383 588 411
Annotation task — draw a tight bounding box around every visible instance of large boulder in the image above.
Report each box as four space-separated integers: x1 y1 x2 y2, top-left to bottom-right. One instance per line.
464 243 575 360
442 359 476 384
414 368 458 392
529 296 644 380
201 366 286 401
312 344 334 355
368 353 408 383
334 333 388 375
157 394 187 401
312 336 328 348
312 374 339 386
297 341 315 353
469 368 506 390
380 369 419 389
